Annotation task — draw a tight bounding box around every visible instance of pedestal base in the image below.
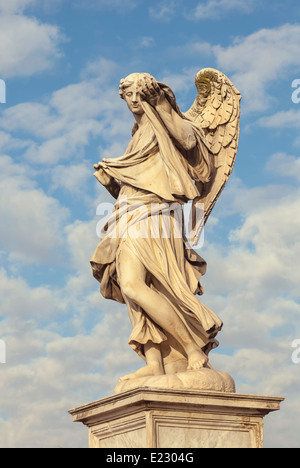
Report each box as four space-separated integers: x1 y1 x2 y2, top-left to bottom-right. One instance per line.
69 388 284 448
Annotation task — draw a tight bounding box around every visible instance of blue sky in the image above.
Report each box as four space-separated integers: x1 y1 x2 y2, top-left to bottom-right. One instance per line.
0 0 300 448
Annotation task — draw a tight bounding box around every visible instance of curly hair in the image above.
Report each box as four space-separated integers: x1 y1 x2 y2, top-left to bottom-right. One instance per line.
119 72 185 121
119 73 154 100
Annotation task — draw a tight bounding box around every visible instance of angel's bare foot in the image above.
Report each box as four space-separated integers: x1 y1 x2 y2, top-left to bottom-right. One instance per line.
187 348 209 371
120 362 164 381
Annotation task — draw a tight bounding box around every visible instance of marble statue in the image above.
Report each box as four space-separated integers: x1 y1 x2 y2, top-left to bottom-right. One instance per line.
91 70 241 392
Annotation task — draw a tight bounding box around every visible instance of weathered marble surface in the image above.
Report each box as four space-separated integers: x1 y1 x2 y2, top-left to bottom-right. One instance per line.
114 368 236 394
69 388 284 449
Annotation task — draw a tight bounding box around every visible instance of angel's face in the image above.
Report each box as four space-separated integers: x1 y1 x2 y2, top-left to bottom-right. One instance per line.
123 83 144 116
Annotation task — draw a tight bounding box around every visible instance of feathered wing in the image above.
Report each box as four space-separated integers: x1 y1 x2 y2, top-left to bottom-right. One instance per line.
185 68 241 224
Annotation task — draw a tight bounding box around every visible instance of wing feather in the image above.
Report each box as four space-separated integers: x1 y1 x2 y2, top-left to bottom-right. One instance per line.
185 68 241 224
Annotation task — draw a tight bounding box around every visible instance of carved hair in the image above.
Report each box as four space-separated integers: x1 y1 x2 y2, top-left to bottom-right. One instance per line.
119 72 184 121
119 73 154 100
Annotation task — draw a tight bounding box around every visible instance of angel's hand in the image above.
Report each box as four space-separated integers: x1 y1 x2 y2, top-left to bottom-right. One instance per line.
138 75 163 107
94 165 113 186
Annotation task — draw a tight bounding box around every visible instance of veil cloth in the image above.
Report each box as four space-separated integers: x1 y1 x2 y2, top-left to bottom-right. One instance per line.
91 81 223 371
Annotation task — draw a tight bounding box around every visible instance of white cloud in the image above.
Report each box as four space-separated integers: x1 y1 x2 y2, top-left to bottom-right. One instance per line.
257 109 300 129
150 0 256 22
0 187 136 445
80 57 120 81
65 219 98 276
265 153 300 182
0 0 36 14
0 96 103 164
213 23 300 112
0 10 65 79
0 255 137 447
0 103 57 138
0 63 130 165
160 67 200 102
166 41 213 62
0 269 68 341
0 0 63 16
191 0 256 20
202 159 300 351
0 0 63 15
75 0 139 12
139 36 155 48
0 155 69 265
149 0 177 21
0 77 127 165
0 317 138 447
51 163 91 196
0 131 32 152
157 24 300 113
198 160 300 446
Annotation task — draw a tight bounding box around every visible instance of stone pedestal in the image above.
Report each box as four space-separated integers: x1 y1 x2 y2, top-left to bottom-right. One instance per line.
69 388 284 448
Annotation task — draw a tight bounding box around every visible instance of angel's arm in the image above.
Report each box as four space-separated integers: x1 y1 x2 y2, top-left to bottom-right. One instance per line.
156 97 197 151
139 76 197 151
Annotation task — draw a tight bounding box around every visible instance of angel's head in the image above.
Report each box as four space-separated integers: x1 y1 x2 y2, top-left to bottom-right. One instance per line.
119 73 153 98
119 72 183 121
119 73 151 115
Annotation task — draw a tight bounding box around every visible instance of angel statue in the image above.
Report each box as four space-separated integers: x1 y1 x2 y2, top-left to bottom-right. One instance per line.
91 70 241 392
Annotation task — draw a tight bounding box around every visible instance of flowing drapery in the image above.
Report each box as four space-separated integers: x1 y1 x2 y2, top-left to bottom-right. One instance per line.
91 98 222 362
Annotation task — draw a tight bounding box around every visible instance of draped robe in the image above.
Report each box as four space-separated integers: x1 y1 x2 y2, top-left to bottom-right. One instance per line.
90 100 223 368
